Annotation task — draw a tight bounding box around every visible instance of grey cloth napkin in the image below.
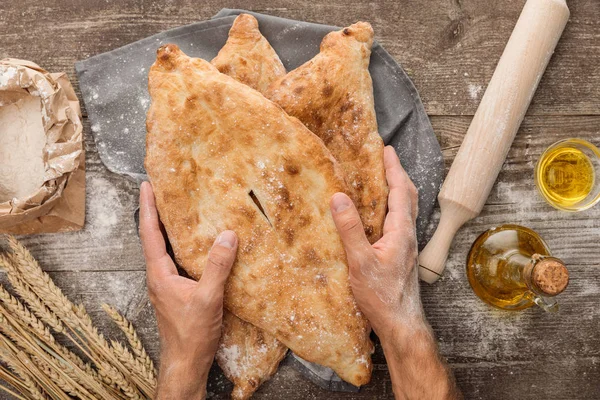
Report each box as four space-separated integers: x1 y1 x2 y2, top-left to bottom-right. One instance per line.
75 8 442 247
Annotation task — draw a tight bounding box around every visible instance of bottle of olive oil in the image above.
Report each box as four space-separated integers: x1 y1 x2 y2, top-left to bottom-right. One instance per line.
537 143 595 208
467 225 568 312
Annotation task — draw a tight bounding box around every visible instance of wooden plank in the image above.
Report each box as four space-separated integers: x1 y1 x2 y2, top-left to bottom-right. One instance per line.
2 0 600 398
0 0 598 117
0 258 597 400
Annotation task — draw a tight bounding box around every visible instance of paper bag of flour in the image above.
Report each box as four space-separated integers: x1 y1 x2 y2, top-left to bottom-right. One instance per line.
0 59 85 234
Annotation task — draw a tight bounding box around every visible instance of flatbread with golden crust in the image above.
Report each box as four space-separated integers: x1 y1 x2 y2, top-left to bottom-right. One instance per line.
212 14 286 94
216 313 288 400
266 22 388 244
210 14 289 399
145 44 373 386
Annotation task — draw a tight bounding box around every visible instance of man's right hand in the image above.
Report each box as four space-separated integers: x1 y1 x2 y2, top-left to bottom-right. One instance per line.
330 146 462 400
330 145 424 337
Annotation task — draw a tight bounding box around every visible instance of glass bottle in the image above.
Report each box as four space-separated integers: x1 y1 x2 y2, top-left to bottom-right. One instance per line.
466 224 569 312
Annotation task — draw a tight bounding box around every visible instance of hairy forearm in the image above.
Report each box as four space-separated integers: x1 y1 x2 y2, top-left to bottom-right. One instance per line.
380 320 462 400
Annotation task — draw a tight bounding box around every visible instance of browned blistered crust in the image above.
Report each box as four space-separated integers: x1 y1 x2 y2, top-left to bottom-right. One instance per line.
212 14 286 94
266 22 388 244
145 44 373 386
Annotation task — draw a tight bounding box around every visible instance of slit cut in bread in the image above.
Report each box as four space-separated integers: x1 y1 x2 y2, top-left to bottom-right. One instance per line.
210 14 288 399
145 44 373 388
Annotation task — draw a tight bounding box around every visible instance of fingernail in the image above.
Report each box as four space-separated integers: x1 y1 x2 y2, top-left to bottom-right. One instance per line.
332 193 351 213
216 231 237 249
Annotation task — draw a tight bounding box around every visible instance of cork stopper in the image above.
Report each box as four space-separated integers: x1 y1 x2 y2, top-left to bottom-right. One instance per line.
531 258 569 296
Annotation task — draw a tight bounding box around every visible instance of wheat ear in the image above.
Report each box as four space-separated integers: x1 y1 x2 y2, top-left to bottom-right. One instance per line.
0 254 64 335
97 360 143 400
0 253 115 399
30 355 87 398
109 340 156 397
0 306 106 400
102 304 156 380
4 237 80 327
0 285 113 399
4 236 142 395
14 349 70 400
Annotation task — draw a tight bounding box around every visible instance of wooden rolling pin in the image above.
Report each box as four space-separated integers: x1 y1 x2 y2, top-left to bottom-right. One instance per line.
418 0 570 284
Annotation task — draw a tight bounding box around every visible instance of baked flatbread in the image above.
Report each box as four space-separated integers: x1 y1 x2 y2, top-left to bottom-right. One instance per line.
216 313 288 400
266 22 387 243
212 14 286 94
146 44 373 386
211 14 288 399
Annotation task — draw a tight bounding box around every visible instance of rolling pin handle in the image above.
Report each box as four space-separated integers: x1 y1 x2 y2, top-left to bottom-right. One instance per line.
418 201 477 283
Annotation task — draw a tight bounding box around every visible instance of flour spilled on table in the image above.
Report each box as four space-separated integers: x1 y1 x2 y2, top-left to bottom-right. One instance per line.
87 176 123 238
468 84 483 100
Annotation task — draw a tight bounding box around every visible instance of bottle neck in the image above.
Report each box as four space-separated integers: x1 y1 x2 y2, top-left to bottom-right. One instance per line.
504 252 554 296
501 251 534 288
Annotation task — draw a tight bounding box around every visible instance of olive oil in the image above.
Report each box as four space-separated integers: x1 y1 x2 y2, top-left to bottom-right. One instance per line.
537 146 595 207
467 225 568 311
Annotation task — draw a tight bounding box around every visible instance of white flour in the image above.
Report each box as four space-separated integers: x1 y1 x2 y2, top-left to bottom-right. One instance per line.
0 96 47 202
86 176 121 238
468 84 483 100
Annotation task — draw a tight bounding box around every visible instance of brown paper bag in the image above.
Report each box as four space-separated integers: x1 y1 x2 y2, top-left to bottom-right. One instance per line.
0 60 85 234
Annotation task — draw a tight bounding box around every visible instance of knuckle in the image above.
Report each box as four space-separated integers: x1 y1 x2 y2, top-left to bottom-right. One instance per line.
207 251 232 269
340 215 361 233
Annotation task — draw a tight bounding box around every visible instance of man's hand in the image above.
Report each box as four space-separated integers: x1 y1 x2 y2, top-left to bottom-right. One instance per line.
139 182 238 400
330 146 422 337
330 146 461 400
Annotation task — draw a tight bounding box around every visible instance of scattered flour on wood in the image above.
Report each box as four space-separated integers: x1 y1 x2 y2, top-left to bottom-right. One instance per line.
579 281 600 296
468 84 483 100
87 176 122 238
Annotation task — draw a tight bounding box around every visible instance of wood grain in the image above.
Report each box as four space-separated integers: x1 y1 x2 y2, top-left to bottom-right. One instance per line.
1 0 599 399
0 0 599 117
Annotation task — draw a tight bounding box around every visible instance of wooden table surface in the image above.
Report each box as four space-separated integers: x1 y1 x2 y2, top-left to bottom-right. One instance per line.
1 0 599 399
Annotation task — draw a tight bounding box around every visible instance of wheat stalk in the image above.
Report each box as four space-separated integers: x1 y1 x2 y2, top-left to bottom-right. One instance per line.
102 304 156 381
0 307 107 400
0 285 113 399
0 339 48 400
0 382 29 400
0 235 155 399
0 365 30 399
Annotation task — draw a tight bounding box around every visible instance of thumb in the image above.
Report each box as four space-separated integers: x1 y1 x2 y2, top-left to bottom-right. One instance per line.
198 230 238 293
330 193 372 268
